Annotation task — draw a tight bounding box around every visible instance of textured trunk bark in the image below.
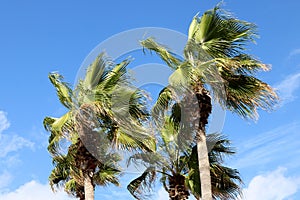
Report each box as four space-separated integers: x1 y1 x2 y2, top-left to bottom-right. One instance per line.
194 86 212 200
84 172 94 200
77 186 85 200
79 196 85 200
168 174 190 200
197 130 212 200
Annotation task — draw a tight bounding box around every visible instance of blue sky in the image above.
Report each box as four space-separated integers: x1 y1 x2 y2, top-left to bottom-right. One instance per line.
0 0 300 199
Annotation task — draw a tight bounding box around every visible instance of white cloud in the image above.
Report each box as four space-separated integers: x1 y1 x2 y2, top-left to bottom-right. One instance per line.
0 111 34 158
0 171 12 191
275 72 300 105
239 168 300 200
0 111 10 134
0 180 74 200
288 49 300 60
1 155 22 168
0 134 34 158
233 122 300 169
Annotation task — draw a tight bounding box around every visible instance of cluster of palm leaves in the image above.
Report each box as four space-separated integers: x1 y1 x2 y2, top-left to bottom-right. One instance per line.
127 118 242 200
43 4 277 200
44 54 155 199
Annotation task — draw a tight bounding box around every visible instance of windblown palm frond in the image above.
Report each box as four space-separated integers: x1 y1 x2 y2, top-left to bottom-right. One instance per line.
49 154 73 189
187 5 257 59
83 52 111 90
64 179 85 200
44 73 75 156
93 164 121 187
127 167 156 200
48 73 73 109
221 72 277 119
141 38 182 70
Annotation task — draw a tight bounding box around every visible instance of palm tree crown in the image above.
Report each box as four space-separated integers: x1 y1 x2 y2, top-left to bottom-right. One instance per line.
44 53 155 199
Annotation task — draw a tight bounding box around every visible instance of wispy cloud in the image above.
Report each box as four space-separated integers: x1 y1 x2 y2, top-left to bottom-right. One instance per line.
0 134 34 158
239 168 300 200
0 111 10 134
0 111 34 158
233 122 300 169
0 111 35 193
274 72 300 105
0 171 12 192
0 180 74 200
288 48 300 60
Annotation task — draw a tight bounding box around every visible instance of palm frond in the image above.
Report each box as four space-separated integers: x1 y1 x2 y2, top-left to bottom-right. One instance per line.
128 89 150 122
187 5 257 59
168 63 194 89
93 165 121 187
116 128 156 152
127 151 166 169
152 86 175 124
49 155 70 190
44 112 73 155
141 38 182 70
127 167 156 200
210 164 242 200
216 55 270 74
101 58 131 92
110 85 149 125
206 133 235 163
49 73 73 109
222 73 278 119
83 52 112 90
64 179 85 199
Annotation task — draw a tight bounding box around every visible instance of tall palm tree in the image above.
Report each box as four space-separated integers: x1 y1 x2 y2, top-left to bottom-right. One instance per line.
140 5 277 200
44 53 155 199
127 115 242 200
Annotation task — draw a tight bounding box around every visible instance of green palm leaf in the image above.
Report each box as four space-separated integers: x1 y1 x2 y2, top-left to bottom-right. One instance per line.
127 167 156 200
141 38 182 70
187 5 257 59
49 73 73 109
83 52 110 90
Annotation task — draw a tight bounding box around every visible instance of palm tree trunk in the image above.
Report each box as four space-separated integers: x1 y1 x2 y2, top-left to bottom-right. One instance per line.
196 130 212 200
84 172 94 200
195 86 212 200
168 174 190 200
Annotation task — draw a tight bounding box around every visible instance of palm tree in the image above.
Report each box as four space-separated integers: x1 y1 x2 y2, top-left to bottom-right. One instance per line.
48 142 120 200
44 53 155 199
140 5 277 200
127 115 242 200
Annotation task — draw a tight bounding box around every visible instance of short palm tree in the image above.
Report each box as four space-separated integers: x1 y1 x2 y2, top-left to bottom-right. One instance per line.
44 53 155 199
127 115 242 200
140 5 277 200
